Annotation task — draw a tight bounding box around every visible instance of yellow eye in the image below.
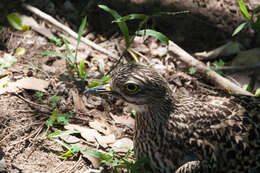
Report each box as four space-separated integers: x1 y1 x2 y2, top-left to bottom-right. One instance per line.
125 83 139 94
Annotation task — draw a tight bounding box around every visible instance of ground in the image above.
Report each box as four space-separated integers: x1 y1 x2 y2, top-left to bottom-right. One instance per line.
0 0 257 173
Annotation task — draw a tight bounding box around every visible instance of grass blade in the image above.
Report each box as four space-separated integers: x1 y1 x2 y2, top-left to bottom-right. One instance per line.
112 14 149 23
232 22 248 36
136 29 169 46
75 16 87 63
238 0 250 20
99 5 130 48
47 130 79 139
41 51 72 64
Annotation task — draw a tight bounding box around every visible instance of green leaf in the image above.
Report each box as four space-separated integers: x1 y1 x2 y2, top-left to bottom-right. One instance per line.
22 25 30 32
51 95 60 103
49 36 63 46
41 51 72 64
75 17 87 62
242 84 252 91
232 22 248 36
99 5 130 48
214 59 225 67
62 38 74 64
84 148 112 161
210 66 223 75
45 109 59 128
136 29 169 46
35 91 43 99
188 67 197 74
79 60 87 80
238 0 250 20
255 88 260 97
52 139 80 158
56 113 73 125
88 75 111 88
47 130 79 139
59 150 73 159
77 17 86 46
7 13 23 31
112 14 149 23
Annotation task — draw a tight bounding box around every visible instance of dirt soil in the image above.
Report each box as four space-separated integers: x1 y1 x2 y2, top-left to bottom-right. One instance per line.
0 0 258 173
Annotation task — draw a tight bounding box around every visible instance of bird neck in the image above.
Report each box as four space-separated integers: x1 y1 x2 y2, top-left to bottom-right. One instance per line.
135 90 176 130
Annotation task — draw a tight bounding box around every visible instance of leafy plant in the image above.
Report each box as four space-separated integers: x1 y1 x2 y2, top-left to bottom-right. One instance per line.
56 113 73 125
47 130 80 158
88 75 112 88
44 109 73 137
232 0 260 36
42 17 88 81
209 59 225 75
49 36 63 46
50 95 60 108
99 5 169 48
188 67 197 75
84 148 150 173
35 91 44 99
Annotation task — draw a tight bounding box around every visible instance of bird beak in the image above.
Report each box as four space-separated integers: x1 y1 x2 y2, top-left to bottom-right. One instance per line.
83 84 112 95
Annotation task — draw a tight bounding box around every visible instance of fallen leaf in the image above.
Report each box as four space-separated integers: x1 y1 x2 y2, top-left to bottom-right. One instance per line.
0 77 50 95
78 143 101 169
60 134 81 144
89 120 111 135
71 89 88 114
65 124 115 148
112 138 133 153
15 77 50 92
21 15 53 38
110 113 135 127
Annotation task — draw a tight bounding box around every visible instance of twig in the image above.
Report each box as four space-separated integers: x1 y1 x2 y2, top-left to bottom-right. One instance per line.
11 122 44 145
65 155 83 173
22 3 120 60
13 92 52 111
168 41 253 96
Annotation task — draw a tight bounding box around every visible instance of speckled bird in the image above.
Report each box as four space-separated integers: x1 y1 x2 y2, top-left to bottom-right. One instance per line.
85 63 260 173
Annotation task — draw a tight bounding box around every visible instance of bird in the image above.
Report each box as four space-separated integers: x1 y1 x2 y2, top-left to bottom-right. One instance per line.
84 63 260 173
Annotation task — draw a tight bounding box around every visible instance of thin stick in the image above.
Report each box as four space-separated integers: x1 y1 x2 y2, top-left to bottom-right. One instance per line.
23 4 120 60
168 41 253 96
14 92 52 110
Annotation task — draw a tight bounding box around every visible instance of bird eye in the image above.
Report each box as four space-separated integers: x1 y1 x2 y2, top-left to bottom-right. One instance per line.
125 83 139 94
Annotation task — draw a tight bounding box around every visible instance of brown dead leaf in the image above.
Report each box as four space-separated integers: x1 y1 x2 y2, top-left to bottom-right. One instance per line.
21 15 53 38
78 143 100 169
0 76 50 94
89 120 111 135
15 77 50 92
59 134 81 144
64 124 115 148
71 89 88 114
83 153 100 169
110 113 135 127
112 138 133 153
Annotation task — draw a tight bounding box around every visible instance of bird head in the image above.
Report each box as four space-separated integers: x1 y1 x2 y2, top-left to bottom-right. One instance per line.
84 64 173 107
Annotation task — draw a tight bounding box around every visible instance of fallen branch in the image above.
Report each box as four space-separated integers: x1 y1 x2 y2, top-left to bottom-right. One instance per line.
168 41 253 96
23 3 120 60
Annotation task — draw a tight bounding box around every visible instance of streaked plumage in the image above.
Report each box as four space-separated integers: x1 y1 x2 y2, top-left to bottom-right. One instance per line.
86 64 260 173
